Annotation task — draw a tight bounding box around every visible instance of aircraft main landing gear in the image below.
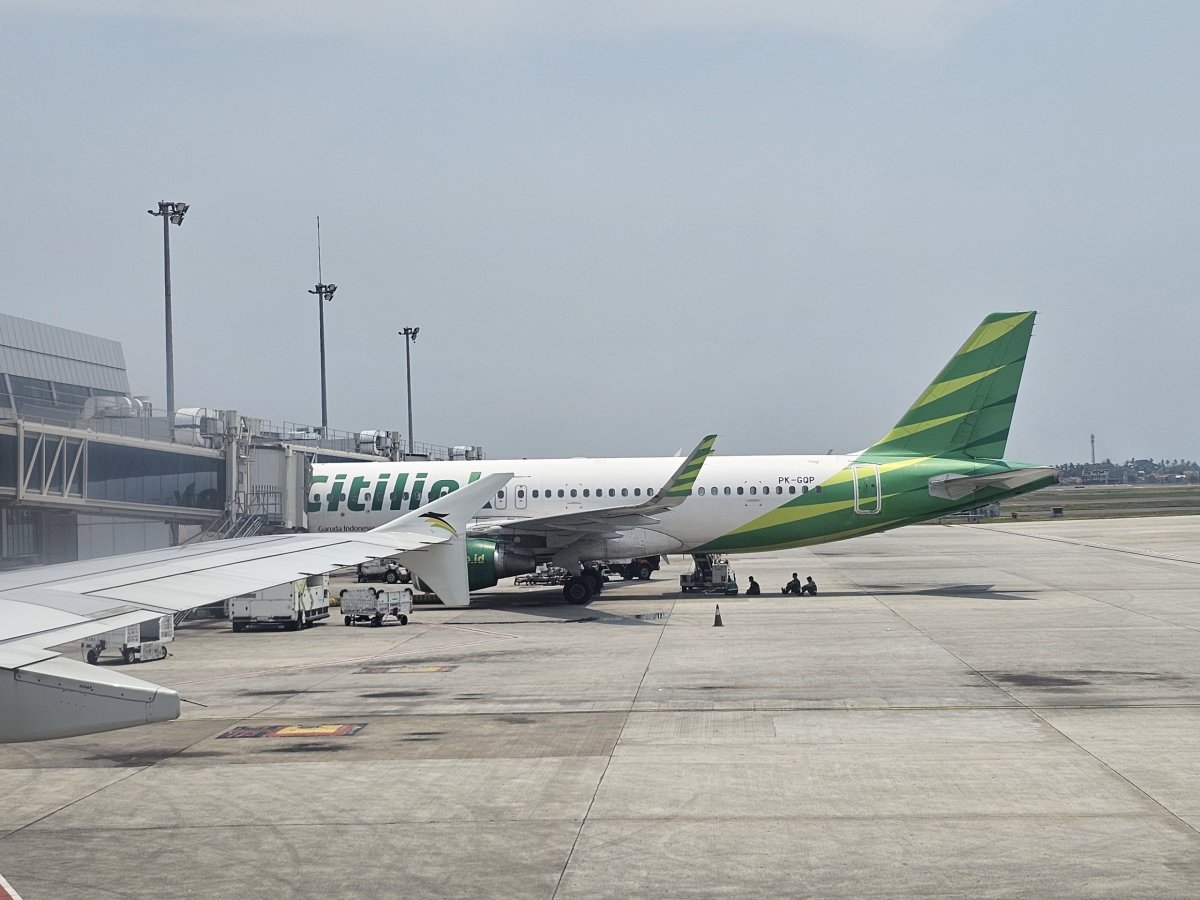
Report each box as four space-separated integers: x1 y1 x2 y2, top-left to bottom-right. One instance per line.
563 576 593 605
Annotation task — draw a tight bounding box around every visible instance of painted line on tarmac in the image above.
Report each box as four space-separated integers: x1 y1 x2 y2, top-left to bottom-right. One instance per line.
0 872 24 900
976 524 1200 565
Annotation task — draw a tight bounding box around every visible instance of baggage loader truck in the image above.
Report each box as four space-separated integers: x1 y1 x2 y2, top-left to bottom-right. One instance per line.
231 575 330 632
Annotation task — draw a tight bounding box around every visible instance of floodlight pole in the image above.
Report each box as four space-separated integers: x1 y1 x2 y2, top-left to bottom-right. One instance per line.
309 281 338 433
308 217 337 435
147 200 189 440
399 327 420 455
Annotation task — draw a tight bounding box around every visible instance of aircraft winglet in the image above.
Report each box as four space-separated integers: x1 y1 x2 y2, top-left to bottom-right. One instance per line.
373 471 513 607
660 434 717 505
371 472 513 538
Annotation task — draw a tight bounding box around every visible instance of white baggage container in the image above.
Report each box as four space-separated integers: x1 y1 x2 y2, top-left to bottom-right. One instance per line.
81 614 174 665
339 587 413 627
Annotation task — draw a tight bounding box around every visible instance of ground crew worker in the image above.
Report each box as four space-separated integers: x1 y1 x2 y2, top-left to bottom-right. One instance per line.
746 576 761 596
783 573 803 594
800 576 818 595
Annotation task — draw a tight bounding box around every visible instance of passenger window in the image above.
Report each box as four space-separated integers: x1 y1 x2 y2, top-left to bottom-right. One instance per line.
583 489 590 497
698 487 706 496
802 485 808 494
609 488 616 497
621 488 628 497
815 485 822 493
532 490 538 499
558 489 565 498
776 486 782 494
749 486 757 495
570 489 577 498
634 488 641 496
737 487 744 495
789 486 796 494
724 486 731 495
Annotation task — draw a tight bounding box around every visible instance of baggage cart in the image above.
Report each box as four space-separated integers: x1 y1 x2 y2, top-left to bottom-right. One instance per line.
339 587 414 627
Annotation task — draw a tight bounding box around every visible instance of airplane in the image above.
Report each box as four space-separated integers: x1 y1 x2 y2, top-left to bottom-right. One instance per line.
307 311 1059 604
0 472 512 742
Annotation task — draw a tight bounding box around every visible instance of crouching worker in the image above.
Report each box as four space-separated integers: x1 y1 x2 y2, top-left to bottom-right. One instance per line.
800 576 818 595
746 576 761 596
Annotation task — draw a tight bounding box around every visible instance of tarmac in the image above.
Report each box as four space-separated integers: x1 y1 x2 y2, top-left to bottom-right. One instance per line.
2 515 1199 899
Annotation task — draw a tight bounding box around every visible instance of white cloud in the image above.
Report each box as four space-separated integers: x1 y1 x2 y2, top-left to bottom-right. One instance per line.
12 0 1009 53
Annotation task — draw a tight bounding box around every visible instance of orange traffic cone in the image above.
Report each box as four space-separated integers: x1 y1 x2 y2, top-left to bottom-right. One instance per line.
713 604 723 627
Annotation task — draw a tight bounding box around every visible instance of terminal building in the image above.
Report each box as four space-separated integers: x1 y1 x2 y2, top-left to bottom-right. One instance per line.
0 312 482 569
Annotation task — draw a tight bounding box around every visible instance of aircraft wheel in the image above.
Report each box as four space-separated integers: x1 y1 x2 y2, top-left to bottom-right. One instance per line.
385 570 399 584
563 577 593 605
582 568 602 595
86 648 99 665
636 563 653 581
122 648 135 664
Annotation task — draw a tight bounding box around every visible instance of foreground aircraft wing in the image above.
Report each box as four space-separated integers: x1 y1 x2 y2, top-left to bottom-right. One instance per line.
0 473 511 743
470 435 717 539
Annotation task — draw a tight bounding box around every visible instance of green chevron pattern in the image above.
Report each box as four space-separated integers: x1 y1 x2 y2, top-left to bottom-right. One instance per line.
665 434 717 499
693 312 1055 554
864 311 1035 460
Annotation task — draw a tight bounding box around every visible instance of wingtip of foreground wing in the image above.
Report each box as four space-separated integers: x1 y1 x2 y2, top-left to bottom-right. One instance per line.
371 472 514 535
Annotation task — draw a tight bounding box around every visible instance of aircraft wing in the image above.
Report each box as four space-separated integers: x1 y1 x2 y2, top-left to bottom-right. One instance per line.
0 473 511 743
469 435 716 541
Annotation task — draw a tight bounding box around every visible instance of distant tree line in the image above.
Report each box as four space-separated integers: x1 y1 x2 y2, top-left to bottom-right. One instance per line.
1055 459 1200 484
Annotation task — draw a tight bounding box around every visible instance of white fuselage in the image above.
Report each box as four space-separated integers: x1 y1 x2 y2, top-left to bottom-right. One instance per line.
307 454 851 558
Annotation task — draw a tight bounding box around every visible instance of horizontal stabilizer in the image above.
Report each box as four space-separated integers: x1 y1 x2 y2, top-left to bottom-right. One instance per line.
928 467 1058 501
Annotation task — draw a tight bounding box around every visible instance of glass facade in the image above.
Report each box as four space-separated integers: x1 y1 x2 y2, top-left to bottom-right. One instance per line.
0 433 15 488
86 443 224 509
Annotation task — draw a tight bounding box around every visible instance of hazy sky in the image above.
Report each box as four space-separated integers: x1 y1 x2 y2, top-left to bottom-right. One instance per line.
3 1 1197 465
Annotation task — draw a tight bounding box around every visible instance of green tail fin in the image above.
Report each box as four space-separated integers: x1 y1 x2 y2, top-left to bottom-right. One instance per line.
865 311 1036 460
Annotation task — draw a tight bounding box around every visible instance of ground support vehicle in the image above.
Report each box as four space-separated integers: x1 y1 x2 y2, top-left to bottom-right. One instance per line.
584 556 661 581
515 565 569 586
230 576 330 631
81 614 174 665
680 555 739 594
339 587 413 626
355 559 411 584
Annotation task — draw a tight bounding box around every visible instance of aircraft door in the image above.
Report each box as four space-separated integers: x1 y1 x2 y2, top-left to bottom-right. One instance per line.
514 481 528 510
852 464 882 515
494 485 508 510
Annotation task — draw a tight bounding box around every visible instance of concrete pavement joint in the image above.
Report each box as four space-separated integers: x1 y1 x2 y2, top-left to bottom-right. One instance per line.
551 599 677 898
